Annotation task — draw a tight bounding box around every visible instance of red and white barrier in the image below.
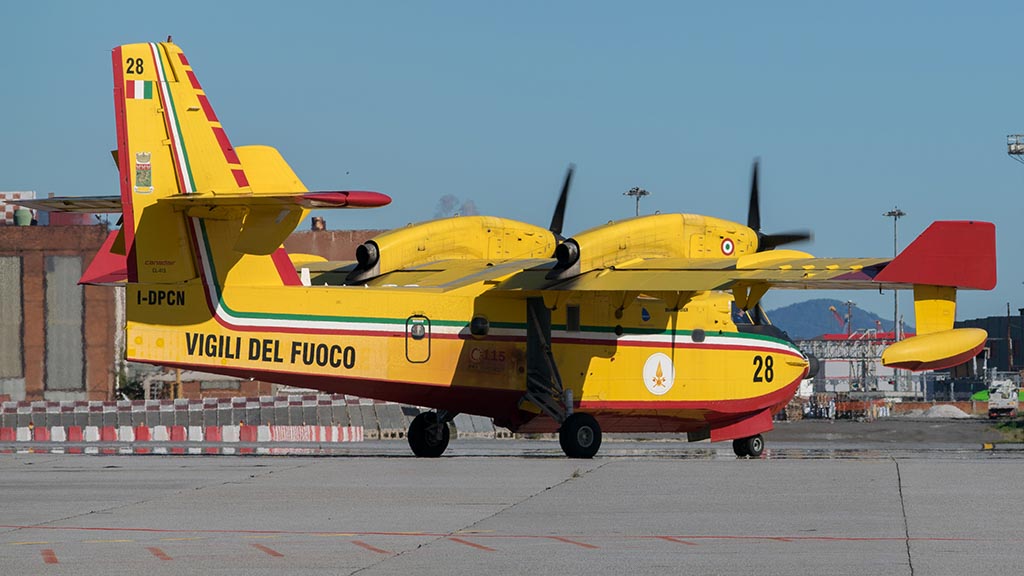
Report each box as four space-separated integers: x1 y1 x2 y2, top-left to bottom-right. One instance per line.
0 425 363 444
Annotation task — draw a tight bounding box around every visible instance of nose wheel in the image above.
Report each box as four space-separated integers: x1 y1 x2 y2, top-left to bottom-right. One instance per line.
732 434 764 458
558 413 602 459
408 412 451 457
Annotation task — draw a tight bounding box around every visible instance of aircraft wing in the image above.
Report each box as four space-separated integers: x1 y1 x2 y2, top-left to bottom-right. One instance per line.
492 221 996 294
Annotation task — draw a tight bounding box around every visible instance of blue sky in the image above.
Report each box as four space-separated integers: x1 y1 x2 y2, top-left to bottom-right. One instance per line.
3 1 1023 321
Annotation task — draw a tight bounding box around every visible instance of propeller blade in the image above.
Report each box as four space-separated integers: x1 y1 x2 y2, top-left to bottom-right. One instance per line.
747 159 761 233
549 163 574 238
758 230 813 251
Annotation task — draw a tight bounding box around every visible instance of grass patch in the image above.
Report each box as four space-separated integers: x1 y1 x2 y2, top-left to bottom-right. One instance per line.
995 419 1024 442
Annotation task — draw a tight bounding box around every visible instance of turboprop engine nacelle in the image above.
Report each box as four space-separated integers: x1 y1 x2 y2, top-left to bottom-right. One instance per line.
347 216 557 283
547 214 758 280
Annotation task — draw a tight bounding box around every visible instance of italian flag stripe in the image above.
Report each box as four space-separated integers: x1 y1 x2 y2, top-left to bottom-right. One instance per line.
127 80 153 99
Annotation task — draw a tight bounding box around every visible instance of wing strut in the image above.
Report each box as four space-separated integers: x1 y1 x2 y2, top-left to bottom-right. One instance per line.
522 298 572 424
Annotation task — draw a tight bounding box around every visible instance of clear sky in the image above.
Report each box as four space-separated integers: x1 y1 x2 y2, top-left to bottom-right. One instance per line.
3 1 1023 321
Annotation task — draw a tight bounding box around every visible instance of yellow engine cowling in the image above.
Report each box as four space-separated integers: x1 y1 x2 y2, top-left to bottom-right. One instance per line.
548 214 758 279
347 216 556 282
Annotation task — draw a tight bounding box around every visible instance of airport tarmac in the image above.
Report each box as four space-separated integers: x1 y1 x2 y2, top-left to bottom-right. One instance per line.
1 420 1022 575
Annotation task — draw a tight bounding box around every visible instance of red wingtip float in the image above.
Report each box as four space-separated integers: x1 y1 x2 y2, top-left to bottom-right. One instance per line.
19 41 998 459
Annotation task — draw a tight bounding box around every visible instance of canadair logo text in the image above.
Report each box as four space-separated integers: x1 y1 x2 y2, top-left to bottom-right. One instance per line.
184 332 356 369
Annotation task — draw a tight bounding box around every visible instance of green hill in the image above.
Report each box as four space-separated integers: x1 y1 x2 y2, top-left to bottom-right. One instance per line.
766 298 911 340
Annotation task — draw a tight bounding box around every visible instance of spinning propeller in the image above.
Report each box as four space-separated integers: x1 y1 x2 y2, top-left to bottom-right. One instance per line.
747 159 812 252
549 164 574 240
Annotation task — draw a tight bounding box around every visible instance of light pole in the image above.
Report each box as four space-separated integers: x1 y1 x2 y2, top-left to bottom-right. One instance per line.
624 187 649 217
884 206 906 391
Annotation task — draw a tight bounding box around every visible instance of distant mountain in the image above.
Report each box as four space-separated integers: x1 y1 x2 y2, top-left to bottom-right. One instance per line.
766 298 912 340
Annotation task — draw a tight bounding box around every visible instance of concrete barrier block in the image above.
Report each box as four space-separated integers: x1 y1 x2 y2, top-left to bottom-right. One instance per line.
331 404 350 426
358 405 378 439
187 426 204 442
118 425 134 442
223 426 240 442
84 426 100 442
302 406 317 425
273 406 289 425
316 405 333 426
152 426 169 441
16 427 31 441
50 427 66 442
376 404 406 438
217 408 233 426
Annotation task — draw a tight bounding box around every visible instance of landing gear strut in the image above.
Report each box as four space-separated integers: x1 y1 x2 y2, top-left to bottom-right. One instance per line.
559 413 602 459
408 411 453 458
732 434 765 458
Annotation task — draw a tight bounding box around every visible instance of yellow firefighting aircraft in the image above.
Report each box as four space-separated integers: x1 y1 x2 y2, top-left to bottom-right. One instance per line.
23 41 997 459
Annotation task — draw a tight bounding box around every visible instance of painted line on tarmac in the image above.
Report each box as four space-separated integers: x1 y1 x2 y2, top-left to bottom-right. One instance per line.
147 546 172 561
352 540 390 554
5 524 1021 546
251 543 284 557
41 549 58 564
547 536 599 549
656 536 699 546
448 537 496 552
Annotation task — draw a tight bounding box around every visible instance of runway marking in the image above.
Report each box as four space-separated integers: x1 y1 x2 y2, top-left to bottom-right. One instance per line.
84 539 135 544
10 541 50 545
160 537 203 542
547 536 599 549
656 536 699 546
41 549 58 564
242 535 280 539
147 547 172 561
352 540 390 554
251 543 284 557
448 537 496 551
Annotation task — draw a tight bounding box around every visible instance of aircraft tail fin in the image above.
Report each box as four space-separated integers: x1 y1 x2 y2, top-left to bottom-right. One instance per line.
874 221 996 371
112 42 389 287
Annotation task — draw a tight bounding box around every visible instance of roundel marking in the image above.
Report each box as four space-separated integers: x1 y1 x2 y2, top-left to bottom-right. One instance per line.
643 352 675 396
721 238 735 256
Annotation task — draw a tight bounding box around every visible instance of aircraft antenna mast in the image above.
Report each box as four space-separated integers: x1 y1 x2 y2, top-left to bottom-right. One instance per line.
1008 135 1024 164
624 187 649 217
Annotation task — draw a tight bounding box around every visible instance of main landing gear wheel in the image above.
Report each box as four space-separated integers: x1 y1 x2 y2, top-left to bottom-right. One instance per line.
559 413 602 459
408 412 450 458
732 434 765 458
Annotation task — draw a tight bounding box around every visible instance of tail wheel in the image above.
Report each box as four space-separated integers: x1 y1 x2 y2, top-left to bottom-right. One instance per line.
408 412 450 458
558 413 602 459
733 434 764 458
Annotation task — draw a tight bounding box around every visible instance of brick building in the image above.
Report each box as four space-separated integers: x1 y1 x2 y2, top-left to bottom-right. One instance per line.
0 224 120 402
0 221 384 402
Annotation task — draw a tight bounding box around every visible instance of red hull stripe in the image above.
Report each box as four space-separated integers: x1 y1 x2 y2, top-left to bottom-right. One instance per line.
272 248 302 286
232 169 249 188
197 95 218 122
579 374 803 414
212 126 241 164
112 46 137 282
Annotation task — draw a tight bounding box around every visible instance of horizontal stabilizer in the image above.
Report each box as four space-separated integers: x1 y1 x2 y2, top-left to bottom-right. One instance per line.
881 328 987 371
875 221 996 289
16 191 390 214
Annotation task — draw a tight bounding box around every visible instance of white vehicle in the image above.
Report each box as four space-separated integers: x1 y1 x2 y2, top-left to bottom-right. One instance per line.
988 379 1019 419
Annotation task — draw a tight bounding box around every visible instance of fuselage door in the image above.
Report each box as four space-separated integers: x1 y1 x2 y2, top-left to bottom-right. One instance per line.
406 315 431 363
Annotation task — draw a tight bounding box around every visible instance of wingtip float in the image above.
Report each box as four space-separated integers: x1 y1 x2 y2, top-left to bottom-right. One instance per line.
27 40 997 459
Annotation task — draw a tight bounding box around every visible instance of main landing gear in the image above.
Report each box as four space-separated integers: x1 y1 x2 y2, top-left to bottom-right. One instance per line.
559 413 602 459
408 411 454 458
732 434 765 458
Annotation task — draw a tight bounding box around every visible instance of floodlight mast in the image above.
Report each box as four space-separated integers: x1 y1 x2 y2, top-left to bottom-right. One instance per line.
884 206 906 392
624 187 649 217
